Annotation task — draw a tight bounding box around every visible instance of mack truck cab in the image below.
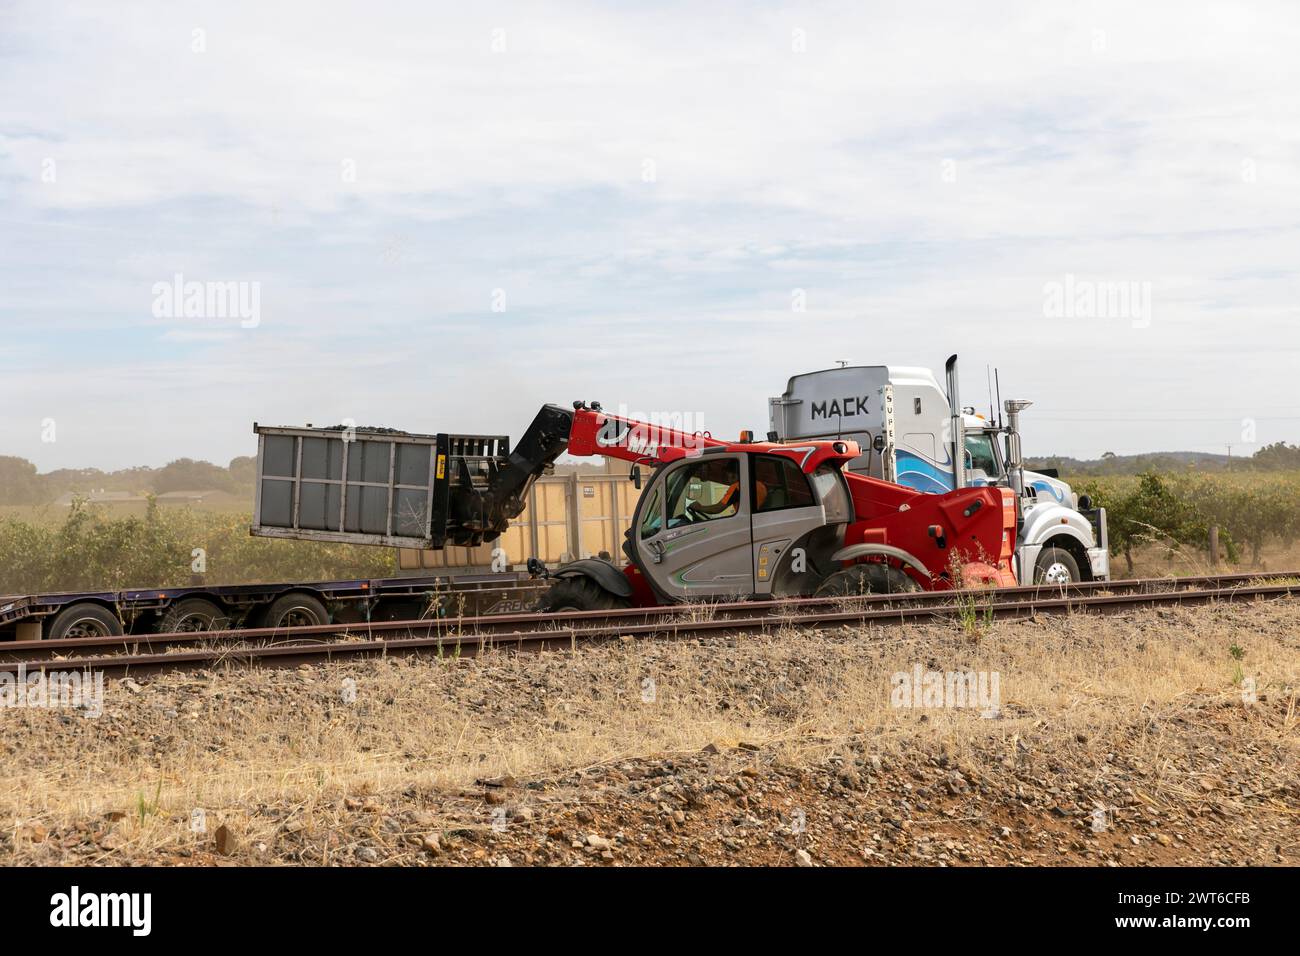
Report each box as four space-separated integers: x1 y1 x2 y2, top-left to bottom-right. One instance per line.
768 356 1109 585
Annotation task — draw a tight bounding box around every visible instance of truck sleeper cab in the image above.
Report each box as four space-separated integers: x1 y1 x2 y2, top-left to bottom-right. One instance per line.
768 358 1109 585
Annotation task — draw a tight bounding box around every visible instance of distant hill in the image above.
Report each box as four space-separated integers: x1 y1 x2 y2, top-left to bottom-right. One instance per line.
1027 447 1294 476
0 451 626 507
0 455 257 506
3 440 1297 506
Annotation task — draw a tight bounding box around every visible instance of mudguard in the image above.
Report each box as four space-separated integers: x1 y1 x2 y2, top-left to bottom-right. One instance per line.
829 543 933 580
552 558 635 597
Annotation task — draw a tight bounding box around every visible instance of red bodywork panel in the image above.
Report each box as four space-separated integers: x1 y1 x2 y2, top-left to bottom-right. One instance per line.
622 563 658 607
840 473 1017 589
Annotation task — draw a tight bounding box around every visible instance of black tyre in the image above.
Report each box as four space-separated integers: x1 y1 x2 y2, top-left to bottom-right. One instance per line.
535 577 630 612
815 563 919 597
158 597 228 633
45 602 124 640
1034 546 1081 585
262 593 330 628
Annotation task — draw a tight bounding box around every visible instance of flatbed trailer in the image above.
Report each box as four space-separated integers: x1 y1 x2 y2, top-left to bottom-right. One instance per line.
0 571 544 641
0 415 571 642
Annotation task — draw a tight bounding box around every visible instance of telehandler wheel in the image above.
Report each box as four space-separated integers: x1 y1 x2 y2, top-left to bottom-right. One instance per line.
44 602 124 640
535 577 631 613
814 563 919 597
158 597 228 633
1033 547 1081 585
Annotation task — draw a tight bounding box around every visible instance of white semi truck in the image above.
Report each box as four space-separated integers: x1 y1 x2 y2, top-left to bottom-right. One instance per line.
768 356 1109 585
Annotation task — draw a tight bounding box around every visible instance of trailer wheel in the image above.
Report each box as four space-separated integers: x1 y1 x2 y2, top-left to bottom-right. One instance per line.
158 598 228 633
1034 547 1080 585
535 577 630 613
45 603 124 640
815 563 919 597
263 593 330 629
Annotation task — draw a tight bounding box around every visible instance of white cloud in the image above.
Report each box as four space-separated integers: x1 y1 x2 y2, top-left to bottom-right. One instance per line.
1 0 1298 468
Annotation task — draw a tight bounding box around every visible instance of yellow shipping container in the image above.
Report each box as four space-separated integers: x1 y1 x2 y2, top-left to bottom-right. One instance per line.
398 472 639 574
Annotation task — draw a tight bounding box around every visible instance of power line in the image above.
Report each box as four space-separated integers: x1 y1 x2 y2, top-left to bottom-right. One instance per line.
1032 416 1300 423
1042 406 1300 412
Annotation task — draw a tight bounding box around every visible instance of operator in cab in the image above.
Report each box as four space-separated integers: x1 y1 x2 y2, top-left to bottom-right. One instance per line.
687 459 767 519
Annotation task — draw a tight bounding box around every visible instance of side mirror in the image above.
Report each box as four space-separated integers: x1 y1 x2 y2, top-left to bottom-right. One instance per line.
631 465 642 489
1078 494 1093 511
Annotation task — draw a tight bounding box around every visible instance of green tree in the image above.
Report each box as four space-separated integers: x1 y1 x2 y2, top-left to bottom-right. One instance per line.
1251 442 1300 471
0 456 42 504
228 455 256 489
151 458 235 494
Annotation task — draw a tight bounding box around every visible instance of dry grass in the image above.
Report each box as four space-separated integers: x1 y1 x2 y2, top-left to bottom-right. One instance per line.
1123 540 1300 579
3 600 1298 860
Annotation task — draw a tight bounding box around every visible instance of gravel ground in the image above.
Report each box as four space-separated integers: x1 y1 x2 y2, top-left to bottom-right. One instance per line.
3 600 1297 867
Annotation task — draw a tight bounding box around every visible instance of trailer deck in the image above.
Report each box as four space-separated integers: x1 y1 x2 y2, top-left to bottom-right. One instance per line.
0 572 545 640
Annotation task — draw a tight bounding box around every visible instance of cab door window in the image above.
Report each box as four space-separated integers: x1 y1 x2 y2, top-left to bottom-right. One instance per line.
752 454 815 511
964 433 999 479
639 486 662 539
665 458 740 528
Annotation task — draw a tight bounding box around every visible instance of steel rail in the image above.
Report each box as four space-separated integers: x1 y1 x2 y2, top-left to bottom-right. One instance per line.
2 570 1295 662
1 568 1292 659
2 577 1296 676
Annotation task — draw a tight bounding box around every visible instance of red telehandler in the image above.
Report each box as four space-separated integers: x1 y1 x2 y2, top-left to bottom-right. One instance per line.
251 401 1018 613
528 402 1016 611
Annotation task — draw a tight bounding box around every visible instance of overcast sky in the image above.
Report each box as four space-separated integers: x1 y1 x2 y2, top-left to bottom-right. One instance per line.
2 0 1298 472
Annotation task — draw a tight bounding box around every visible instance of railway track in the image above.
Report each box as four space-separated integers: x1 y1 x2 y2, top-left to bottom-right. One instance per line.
2 571 1296 677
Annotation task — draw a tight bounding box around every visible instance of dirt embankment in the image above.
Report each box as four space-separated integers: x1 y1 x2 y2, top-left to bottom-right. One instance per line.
3 600 1297 866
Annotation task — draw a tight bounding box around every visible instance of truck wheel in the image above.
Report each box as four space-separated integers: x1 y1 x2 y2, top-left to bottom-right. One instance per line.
45 603 124 640
815 563 919 597
1034 547 1081 585
263 593 330 629
158 598 228 633
535 577 630 612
